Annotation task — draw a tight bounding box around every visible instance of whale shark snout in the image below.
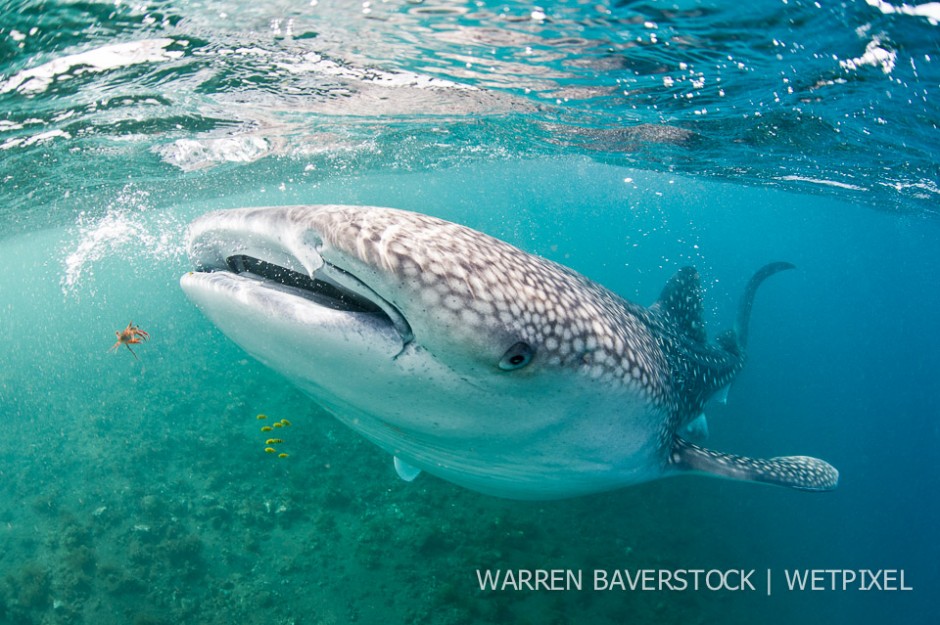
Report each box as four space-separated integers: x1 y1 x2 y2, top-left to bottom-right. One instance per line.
181 204 838 499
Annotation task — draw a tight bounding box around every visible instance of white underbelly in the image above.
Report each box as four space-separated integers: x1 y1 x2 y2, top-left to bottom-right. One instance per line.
312 389 668 500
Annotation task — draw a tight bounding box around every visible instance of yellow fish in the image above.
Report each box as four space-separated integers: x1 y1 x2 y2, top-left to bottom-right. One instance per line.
264 447 276 454
280 419 292 427
265 438 283 445
256 414 267 420
273 422 283 429
278 453 289 459
261 426 273 432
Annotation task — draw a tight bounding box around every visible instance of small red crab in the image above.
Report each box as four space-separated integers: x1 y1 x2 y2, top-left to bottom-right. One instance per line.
110 321 150 360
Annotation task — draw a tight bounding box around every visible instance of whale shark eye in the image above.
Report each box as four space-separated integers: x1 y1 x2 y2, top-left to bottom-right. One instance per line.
499 341 534 371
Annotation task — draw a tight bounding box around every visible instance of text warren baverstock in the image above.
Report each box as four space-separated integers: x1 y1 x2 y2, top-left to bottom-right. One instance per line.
475 568 913 594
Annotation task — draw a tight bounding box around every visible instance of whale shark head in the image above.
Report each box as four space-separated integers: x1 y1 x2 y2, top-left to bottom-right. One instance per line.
181 204 838 499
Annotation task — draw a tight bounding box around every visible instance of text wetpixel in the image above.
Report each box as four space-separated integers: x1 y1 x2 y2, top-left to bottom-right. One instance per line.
784 569 912 591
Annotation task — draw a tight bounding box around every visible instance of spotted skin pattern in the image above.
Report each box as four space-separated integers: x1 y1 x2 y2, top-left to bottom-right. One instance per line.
302 205 671 401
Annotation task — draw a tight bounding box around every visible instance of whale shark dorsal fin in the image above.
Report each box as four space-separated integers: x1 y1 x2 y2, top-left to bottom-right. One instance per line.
670 438 839 491
393 456 422 482
651 266 707 344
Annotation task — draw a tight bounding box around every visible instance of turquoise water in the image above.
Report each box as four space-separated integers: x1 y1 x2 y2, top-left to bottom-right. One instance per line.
2 2 939 624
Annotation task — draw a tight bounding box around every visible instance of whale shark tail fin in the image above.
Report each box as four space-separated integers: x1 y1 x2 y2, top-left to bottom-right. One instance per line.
734 261 795 350
670 437 839 491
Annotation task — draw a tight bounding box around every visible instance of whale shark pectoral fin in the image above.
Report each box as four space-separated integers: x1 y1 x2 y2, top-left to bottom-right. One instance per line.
670 438 839 491
681 413 710 442
393 456 422 482
713 384 731 405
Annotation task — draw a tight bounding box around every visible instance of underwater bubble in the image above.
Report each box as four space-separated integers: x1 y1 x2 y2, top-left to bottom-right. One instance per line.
60 186 187 296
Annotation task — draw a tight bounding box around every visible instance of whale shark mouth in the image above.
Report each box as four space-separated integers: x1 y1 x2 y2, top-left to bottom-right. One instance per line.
183 213 414 346
222 254 388 316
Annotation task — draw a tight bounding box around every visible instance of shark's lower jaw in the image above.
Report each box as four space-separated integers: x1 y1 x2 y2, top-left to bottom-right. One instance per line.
179 267 404 378
180 210 413 413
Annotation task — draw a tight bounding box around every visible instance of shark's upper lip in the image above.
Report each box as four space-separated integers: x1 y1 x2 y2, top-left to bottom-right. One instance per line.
185 209 413 345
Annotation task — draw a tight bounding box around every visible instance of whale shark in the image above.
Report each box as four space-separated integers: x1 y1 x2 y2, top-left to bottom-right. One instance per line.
180 205 838 499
